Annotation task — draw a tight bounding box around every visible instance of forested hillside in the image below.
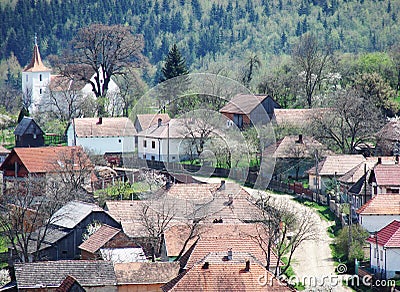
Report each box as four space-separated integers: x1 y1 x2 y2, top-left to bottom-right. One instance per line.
1 0 400 77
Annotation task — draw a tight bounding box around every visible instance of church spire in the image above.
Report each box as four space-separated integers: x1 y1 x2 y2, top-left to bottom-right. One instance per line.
23 34 51 73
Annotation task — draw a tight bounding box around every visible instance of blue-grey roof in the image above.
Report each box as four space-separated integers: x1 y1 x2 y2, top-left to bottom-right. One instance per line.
14 117 44 136
50 201 104 229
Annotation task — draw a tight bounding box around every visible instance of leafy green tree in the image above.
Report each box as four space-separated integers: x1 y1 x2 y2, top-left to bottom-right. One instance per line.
334 225 369 263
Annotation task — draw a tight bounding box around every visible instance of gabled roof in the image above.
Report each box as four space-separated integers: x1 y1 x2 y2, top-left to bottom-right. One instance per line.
273 108 329 129
372 164 400 186
51 201 105 229
72 117 136 138
357 194 400 215
264 135 330 159
219 94 278 115
162 252 292 292
78 224 121 253
14 260 116 288
57 275 85 292
135 114 171 131
23 44 51 72
114 262 180 284
14 117 44 136
308 154 365 176
136 118 186 139
0 146 92 174
367 220 400 247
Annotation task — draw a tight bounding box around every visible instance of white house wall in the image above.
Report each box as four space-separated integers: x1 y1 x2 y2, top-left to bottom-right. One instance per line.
369 244 400 279
137 136 191 162
360 215 400 233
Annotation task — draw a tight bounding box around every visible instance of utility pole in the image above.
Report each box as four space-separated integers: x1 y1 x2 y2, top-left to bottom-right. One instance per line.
315 149 319 203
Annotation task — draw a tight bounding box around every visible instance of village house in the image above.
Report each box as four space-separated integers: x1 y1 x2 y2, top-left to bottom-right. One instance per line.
264 134 331 180
67 117 136 156
134 113 171 133
272 108 328 130
114 262 180 292
162 252 293 291
369 161 400 195
219 94 280 129
357 194 400 232
307 154 365 195
14 117 45 148
79 224 146 262
0 146 93 196
13 260 117 291
22 201 121 261
367 220 400 279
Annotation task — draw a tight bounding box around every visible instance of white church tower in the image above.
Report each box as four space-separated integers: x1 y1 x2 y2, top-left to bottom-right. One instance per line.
21 35 51 113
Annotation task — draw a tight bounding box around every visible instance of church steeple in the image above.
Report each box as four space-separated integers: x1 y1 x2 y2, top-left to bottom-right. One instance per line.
23 34 51 73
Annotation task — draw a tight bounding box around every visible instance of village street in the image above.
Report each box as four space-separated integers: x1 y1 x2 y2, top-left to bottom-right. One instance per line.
195 176 350 291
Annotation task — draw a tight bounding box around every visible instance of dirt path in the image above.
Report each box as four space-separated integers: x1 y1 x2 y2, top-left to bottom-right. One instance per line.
193 177 351 291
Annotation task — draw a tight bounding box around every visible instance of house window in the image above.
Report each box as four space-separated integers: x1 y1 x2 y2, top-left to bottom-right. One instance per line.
39 74 42 81
151 155 155 160
143 154 146 159
143 140 147 148
380 250 383 260
33 134 37 139
172 156 176 160
152 141 156 149
39 88 42 95
26 75 28 82
118 139 121 143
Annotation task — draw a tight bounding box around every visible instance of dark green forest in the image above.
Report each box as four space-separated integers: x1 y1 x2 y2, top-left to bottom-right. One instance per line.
2 0 400 78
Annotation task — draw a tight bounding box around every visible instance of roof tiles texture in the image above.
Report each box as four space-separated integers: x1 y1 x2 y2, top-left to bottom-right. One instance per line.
357 194 400 215
72 117 136 138
15 260 116 288
367 220 400 247
135 114 171 131
114 262 180 284
308 155 365 176
163 252 291 292
373 164 400 186
219 94 269 115
79 224 121 253
273 108 328 128
2 146 92 174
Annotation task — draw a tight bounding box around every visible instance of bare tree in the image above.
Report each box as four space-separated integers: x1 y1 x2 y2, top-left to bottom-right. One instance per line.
241 54 261 89
116 70 146 117
292 33 333 108
251 194 318 276
52 24 147 116
311 88 383 154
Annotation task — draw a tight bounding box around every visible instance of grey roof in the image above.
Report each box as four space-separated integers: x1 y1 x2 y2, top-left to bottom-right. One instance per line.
14 117 44 136
50 201 104 229
27 226 70 253
14 260 117 288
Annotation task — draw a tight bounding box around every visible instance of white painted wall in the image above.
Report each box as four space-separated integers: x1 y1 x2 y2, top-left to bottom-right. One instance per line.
137 136 191 162
22 71 51 113
360 215 400 233
369 244 400 279
67 124 134 155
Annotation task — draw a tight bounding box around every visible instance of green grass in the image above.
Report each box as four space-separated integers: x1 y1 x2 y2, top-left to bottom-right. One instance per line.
281 257 305 290
294 197 336 222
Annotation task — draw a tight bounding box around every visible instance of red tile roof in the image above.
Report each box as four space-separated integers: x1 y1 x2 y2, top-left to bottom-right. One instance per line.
357 194 400 215
114 262 180 284
1 146 92 174
367 220 400 247
308 154 365 176
373 164 400 186
163 252 292 291
273 108 329 128
78 224 121 253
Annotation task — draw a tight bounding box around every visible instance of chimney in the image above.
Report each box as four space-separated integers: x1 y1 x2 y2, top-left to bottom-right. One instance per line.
378 157 382 165
158 118 162 127
202 262 209 269
220 180 226 190
227 249 232 260
298 134 303 143
244 260 250 272
97 117 103 125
